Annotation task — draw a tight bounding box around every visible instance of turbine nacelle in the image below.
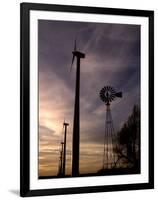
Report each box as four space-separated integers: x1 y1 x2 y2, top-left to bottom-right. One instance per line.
63 122 69 126
72 51 85 59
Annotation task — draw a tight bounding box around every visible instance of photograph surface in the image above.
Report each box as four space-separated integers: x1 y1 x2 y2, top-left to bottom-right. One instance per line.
38 20 141 179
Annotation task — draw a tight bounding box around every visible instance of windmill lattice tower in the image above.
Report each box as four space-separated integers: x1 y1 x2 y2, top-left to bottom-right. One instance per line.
99 86 122 169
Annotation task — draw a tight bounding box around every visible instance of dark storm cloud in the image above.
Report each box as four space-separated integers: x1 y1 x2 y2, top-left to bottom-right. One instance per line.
38 20 140 105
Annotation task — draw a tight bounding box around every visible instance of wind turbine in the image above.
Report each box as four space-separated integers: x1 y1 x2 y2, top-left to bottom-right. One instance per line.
62 120 69 176
57 120 69 177
70 39 85 177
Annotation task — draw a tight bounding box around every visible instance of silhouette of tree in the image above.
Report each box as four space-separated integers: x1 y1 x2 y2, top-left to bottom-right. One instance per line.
114 105 140 169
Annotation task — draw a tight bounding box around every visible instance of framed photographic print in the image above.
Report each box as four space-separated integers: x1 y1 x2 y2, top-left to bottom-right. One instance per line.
20 2 154 197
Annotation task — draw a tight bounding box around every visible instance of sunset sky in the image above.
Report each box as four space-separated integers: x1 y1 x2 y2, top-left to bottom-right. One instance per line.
38 20 140 177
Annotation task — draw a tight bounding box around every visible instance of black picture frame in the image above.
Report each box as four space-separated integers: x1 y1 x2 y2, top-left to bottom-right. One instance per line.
20 2 154 197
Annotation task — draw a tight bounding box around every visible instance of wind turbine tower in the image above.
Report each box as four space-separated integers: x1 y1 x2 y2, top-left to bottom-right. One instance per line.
63 121 69 176
70 39 85 176
58 142 64 177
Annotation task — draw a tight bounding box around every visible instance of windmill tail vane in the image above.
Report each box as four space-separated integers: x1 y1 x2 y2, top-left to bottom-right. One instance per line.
115 92 122 98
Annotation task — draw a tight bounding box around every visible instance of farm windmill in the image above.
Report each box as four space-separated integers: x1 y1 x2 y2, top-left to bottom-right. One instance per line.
70 39 85 176
99 86 122 169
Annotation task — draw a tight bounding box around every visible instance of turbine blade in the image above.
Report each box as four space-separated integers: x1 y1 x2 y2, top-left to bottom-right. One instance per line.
70 54 75 72
70 38 77 72
74 38 77 51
